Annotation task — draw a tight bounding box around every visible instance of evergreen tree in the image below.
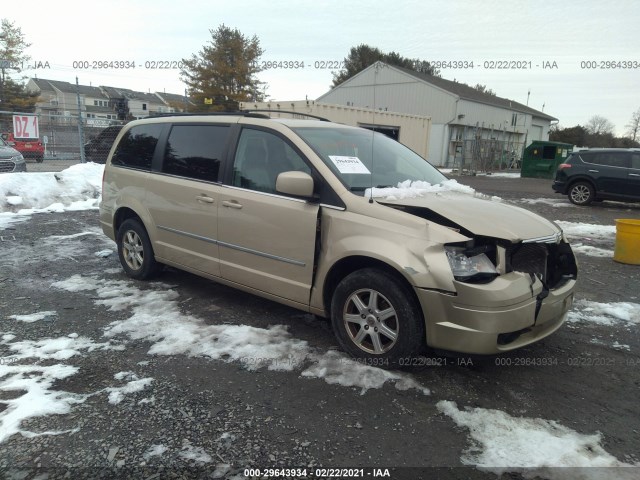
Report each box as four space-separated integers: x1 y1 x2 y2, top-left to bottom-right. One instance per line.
180 25 265 112
0 18 33 110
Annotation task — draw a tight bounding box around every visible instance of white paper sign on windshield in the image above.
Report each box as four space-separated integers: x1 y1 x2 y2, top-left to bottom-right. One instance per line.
329 155 371 174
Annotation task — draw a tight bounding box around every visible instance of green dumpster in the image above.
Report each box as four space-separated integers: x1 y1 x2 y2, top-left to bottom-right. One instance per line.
521 141 574 179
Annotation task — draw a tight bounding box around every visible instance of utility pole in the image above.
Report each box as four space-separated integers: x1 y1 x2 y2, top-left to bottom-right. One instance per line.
76 77 86 163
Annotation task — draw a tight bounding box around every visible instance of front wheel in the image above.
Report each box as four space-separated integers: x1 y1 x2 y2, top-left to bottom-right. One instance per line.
568 181 595 205
116 218 161 280
331 269 425 365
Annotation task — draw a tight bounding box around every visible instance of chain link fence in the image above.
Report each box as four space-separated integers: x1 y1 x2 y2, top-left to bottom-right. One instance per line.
446 125 526 174
0 111 125 164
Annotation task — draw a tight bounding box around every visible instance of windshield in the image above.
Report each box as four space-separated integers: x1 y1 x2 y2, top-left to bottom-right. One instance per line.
292 126 447 194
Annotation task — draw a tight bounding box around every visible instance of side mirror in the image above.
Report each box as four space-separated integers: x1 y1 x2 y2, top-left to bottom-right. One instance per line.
276 171 314 198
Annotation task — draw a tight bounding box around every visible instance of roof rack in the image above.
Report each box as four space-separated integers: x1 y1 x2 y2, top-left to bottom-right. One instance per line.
148 110 330 121
149 111 271 119
242 109 330 121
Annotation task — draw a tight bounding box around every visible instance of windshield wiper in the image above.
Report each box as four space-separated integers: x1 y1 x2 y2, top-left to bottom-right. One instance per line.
350 185 392 192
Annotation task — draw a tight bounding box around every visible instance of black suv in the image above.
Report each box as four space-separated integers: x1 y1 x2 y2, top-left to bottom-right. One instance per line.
552 148 640 205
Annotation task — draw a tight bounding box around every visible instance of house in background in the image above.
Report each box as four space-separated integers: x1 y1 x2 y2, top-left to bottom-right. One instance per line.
155 91 195 113
27 79 117 126
27 78 189 123
99 87 166 120
318 62 557 169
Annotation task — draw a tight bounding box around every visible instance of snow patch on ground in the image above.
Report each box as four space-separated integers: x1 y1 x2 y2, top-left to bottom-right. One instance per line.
569 300 640 327
555 221 616 244
571 244 613 258
437 400 637 477
8 311 57 323
301 350 430 395
518 198 573 208
143 444 168 460
179 443 212 464
612 342 631 352
1 226 114 268
556 221 616 257
0 363 84 443
52 275 429 395
0 163 104 230
0 212 31 230
0 163 103 213
3 333 123 361
106 372 154 405
0 328 107 442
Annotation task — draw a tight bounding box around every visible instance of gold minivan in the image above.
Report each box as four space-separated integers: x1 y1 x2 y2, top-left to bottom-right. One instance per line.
100 113 577 363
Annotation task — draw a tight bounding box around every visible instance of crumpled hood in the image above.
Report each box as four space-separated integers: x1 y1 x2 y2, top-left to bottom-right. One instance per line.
378 192 560 242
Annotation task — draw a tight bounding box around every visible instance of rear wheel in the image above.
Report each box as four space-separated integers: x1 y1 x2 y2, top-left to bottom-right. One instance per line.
568 181 595 205
116 218 161 280
331 268 424 365
35 156 44 163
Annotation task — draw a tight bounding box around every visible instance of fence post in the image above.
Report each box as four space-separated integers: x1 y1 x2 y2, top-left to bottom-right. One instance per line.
76 77 86 163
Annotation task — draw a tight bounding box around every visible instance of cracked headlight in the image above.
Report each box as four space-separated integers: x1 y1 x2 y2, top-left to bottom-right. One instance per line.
445 246 498 283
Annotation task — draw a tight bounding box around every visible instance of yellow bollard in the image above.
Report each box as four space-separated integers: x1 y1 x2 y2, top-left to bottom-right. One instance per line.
613 219 640 265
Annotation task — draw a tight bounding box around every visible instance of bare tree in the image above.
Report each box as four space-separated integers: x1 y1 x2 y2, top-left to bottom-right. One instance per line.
585 115 615 135
626 108 640 142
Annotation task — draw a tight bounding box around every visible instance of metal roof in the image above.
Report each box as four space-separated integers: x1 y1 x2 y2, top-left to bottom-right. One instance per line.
390 64 557 121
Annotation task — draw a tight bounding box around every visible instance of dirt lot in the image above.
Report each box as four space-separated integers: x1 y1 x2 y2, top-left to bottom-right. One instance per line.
1 170 639 479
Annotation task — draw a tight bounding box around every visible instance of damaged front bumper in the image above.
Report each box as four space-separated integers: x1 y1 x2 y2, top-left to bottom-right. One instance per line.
416 272 576 354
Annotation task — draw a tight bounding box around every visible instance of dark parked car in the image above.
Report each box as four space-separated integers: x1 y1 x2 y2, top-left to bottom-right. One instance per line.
84 125 123 163
552 148 640 205
0 137 27 173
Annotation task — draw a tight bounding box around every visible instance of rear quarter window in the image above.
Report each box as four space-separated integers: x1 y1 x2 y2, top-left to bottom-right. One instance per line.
111 124 164 170
589 152 630 168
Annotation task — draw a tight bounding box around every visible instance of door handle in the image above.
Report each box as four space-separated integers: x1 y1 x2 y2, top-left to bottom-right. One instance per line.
222 200 243 209
588 169 599 173
630 173 640 177
196 195 214 204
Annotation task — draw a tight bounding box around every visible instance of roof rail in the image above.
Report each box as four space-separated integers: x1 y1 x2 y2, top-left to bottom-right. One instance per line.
242 109 330 122
149 111 271 119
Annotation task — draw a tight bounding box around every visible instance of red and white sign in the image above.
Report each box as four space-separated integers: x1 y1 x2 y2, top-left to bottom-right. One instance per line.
12 115 40 139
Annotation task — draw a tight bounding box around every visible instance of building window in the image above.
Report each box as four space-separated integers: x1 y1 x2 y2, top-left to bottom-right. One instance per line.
94 100 98 106
142 103 147 111
511 113 517 127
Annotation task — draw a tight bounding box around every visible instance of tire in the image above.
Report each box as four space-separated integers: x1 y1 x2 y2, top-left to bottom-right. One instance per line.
116 218 161 280
330 268 424 365
568 181 595 205
36 156 44 163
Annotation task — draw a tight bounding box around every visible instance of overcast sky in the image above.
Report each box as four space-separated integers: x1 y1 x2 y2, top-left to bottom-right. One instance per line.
4 0 639 135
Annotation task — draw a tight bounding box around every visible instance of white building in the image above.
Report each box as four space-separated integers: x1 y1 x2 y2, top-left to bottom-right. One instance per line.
317 62 557 168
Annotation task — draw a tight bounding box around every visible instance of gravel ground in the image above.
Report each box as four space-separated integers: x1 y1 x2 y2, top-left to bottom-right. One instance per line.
1 170 639 479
